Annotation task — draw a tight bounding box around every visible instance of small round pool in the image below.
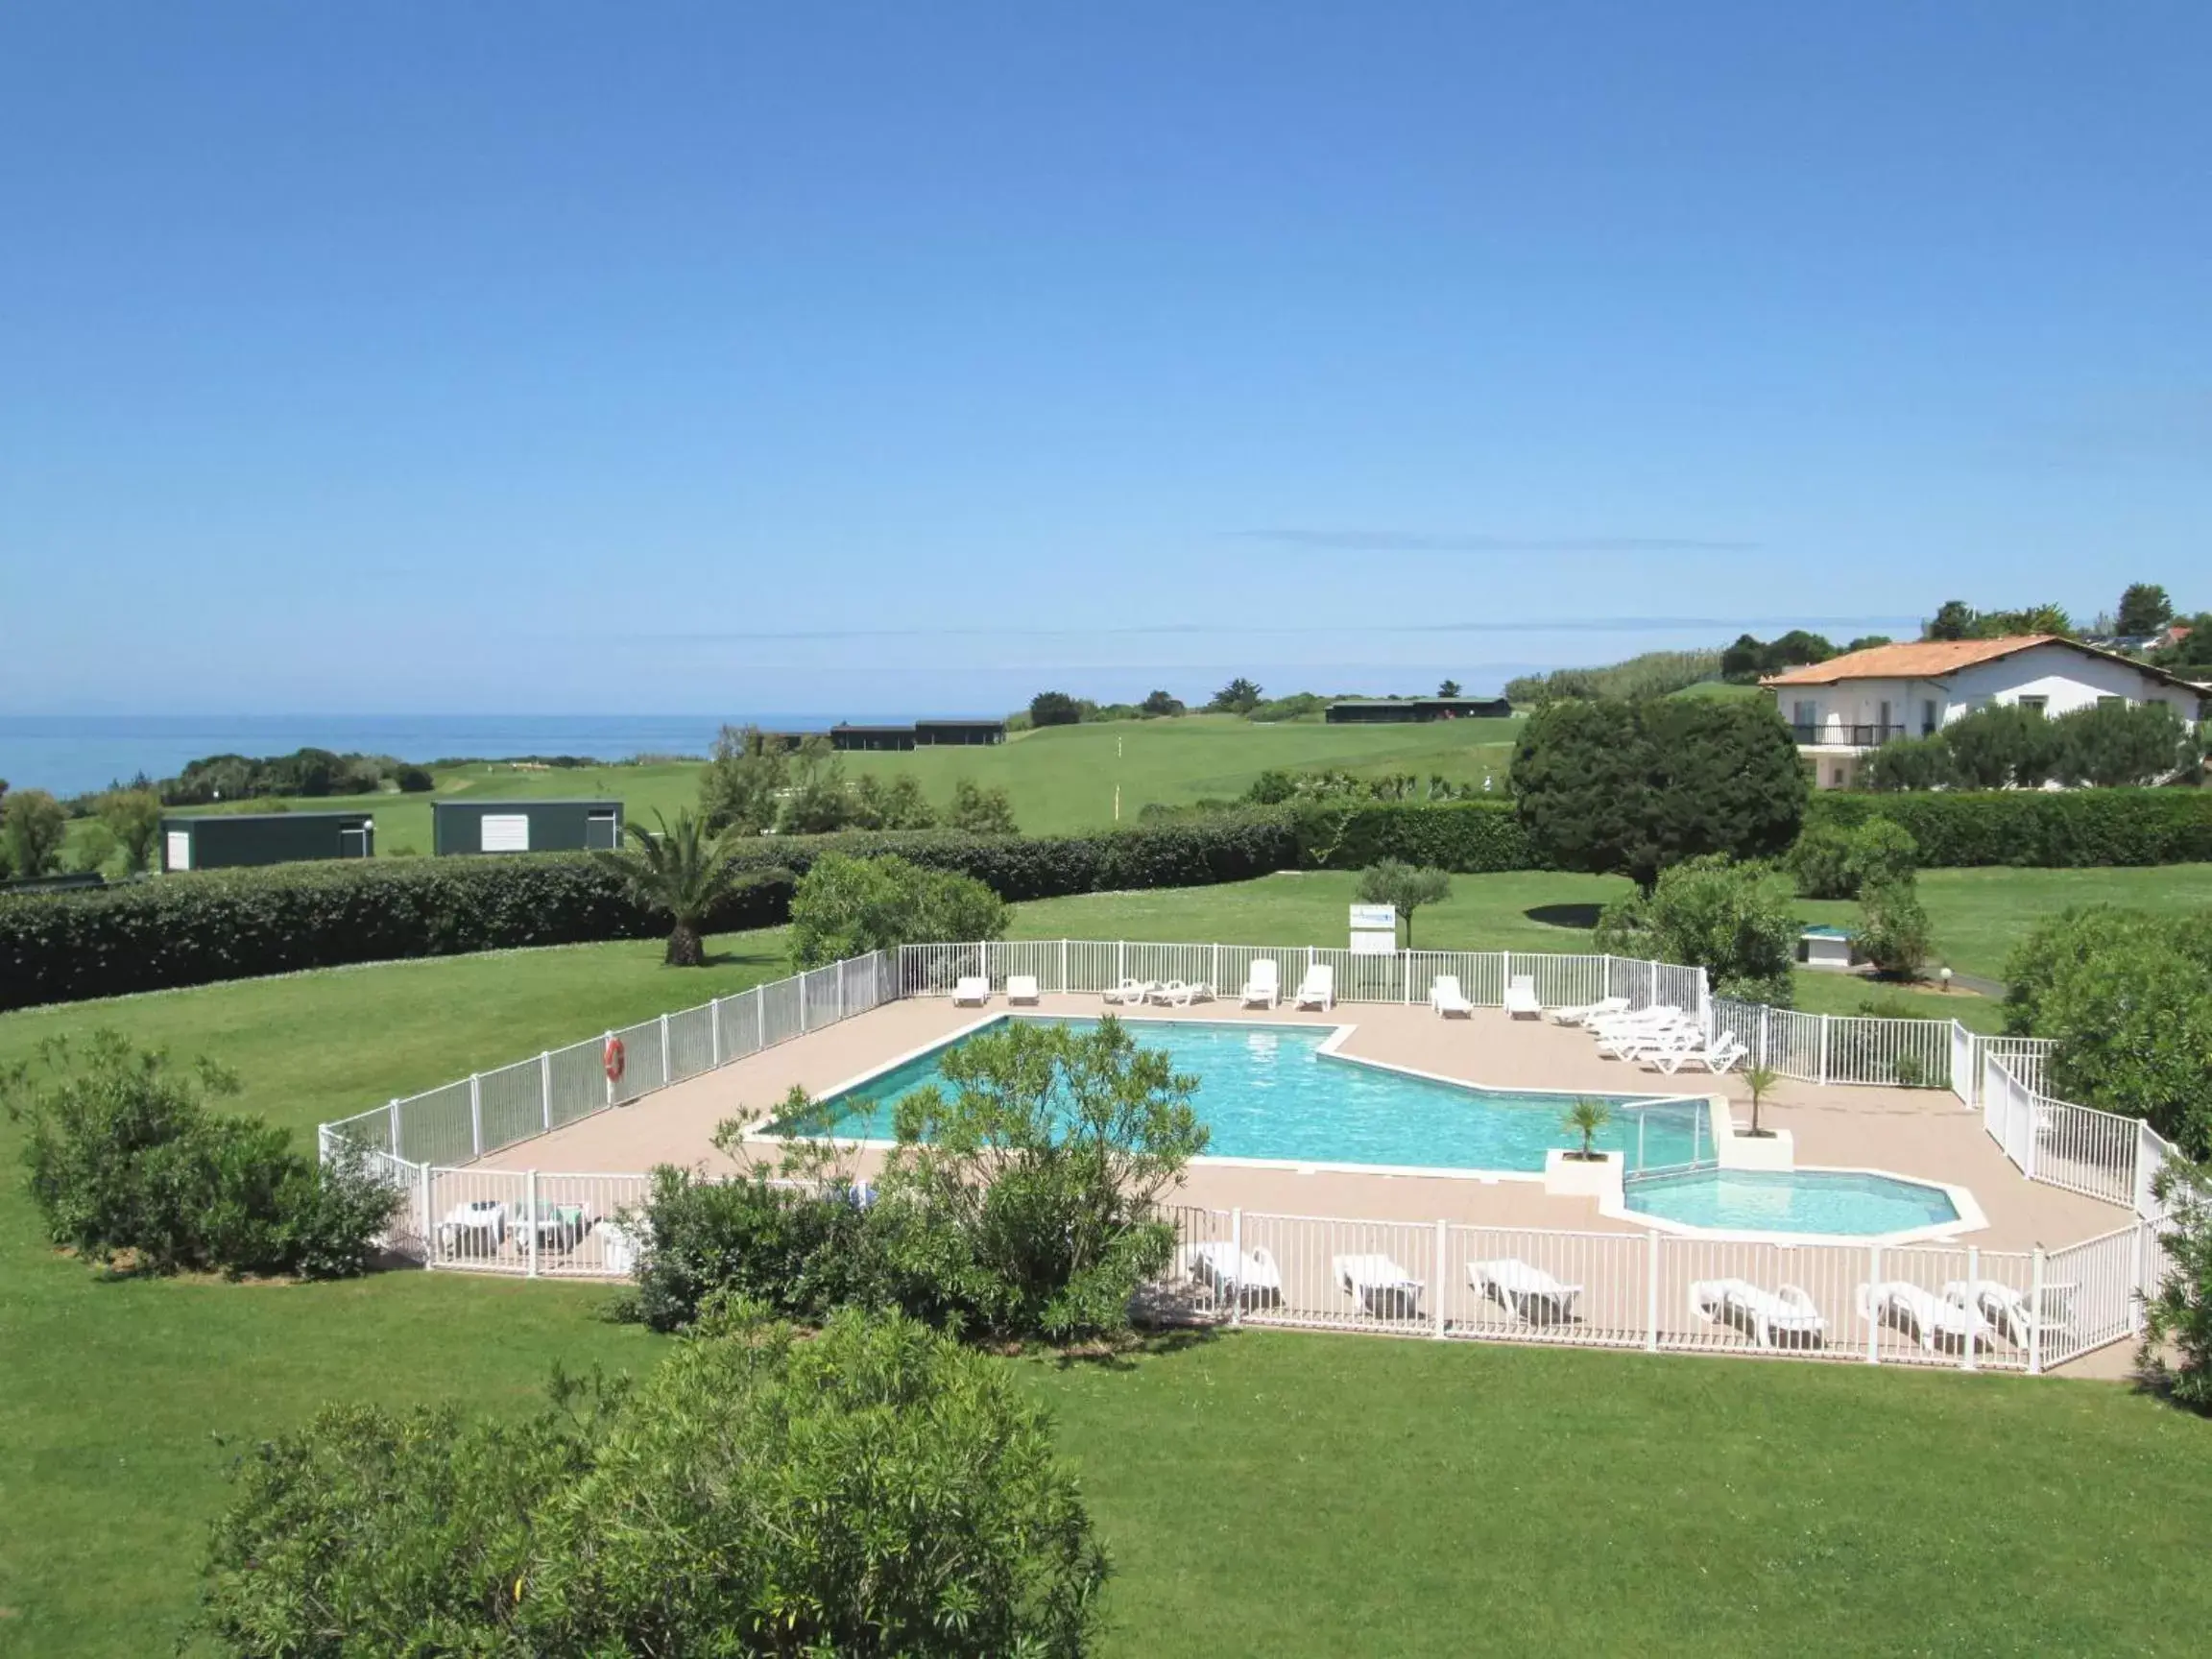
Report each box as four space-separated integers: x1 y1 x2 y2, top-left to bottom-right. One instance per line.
1623 1168 1960 1237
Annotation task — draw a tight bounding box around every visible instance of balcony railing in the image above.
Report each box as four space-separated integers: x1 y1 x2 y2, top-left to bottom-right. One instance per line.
1791 723 1909 747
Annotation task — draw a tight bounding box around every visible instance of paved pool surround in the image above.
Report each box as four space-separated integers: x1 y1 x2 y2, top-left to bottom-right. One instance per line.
495 996 2116 1255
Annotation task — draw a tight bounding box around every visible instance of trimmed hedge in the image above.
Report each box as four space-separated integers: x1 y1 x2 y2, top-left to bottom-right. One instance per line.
1804 788 2212 869
1291 800 1540 873
0 814 1299 1010
12 790 2212 1009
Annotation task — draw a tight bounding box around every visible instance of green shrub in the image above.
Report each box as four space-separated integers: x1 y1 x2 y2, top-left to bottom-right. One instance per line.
1861 734 1955 792
200 1304 1107 1657
4 788 68 878
627 1165 885 1333
1808 788 2212 868
880 1016 1207 1340
2143 1165 2212 1413
7 1033 397 1279
1593 854 1797 1006
1853 878 1932 979
392 764 434 792
2035 943 2212 1157
1787 820 1859 900
788 852 1009 969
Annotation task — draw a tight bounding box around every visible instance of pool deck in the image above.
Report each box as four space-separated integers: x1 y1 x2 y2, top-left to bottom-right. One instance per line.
481 996 2144 1378
490 994 2126 1259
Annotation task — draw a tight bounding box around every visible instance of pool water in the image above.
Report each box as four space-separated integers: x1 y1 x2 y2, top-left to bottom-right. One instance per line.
807 1016 1706 1174
1623 1168 1960 1237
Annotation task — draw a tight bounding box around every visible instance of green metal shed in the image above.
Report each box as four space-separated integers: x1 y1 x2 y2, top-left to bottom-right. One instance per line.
431 800 624 855
161 811 375 871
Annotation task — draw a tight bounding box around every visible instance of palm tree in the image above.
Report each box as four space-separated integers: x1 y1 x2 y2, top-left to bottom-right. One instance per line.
593 808 740 966
1562 1097 1612 1161
1742 1063 1781 1138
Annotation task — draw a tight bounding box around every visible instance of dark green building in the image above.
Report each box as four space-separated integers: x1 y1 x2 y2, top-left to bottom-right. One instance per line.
161 811 375 871
432 800 623 855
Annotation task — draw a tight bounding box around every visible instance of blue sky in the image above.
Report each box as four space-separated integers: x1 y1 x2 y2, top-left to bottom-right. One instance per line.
3 3 2207 716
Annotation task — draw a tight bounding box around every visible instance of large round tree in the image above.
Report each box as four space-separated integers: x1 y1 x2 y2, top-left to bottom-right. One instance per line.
1511 696 1807 889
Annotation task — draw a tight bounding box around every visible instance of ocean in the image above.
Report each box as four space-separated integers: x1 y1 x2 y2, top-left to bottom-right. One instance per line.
0 714 947 797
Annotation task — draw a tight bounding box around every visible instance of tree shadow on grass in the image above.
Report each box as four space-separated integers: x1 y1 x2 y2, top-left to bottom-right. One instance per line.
1525 902 1605 931
1042 1321 1225 1373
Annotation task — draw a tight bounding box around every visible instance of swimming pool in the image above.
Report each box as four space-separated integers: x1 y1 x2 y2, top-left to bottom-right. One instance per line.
1623 1167 1961 1237
807 1016 1706 1174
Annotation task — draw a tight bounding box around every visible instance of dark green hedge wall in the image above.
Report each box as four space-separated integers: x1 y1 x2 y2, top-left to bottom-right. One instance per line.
1803 788 2212 868
0 813 1300 1011
10 790 2210 1009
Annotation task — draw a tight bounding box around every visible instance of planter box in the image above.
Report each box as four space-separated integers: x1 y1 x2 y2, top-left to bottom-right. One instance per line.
1544 1148 1624 1202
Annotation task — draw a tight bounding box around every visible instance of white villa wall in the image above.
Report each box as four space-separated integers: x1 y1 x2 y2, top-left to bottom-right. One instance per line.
1781 642 2201 789
1787 646 2199 738
1942 644 2200 724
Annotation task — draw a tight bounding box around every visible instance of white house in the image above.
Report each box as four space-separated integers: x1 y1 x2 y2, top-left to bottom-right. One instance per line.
1762 635 2205 789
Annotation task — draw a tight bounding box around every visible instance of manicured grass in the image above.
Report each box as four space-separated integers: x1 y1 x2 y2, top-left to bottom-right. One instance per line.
140 714 1523 848
1038 1330 2212 1656
5 902 2211 1652
0 930 792 1142
1014 863 2212 997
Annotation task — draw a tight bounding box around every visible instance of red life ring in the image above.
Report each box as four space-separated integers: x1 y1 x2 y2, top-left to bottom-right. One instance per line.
603 1036 627 1083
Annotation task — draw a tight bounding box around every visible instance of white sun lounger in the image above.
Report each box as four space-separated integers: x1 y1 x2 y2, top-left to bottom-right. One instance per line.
1334 1253 1424 1319
1471 1258 1583 1326
1942 1279 2078 1348
1599 1020 1698 1062
1649 1030 1746 1075
1859 1281 1984 1354
440 1200 508 1258
1006 974 1041 1005
1241 960 1280 1009
1102 978 1153 1006
1294 963 1334 1010
1691 1277 1826 1350
592 1218 648 1276
1184 1240 1283 1308
951 975 990 1006
1589 1004 1684 1040
1503 974 1541 1019
1147 979 1208 1008
1551 996 1630 1026
1431 974 1474 1018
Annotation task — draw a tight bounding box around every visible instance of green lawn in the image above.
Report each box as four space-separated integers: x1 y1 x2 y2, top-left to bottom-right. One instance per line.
136 713 1522 850
6 903 2212 1651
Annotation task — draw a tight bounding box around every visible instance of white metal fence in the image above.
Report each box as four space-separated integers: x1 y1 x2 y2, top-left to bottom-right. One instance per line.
896 940 1702 1019
309 939 2184 1370
319 950 894 1168
1164 1207 2133 1374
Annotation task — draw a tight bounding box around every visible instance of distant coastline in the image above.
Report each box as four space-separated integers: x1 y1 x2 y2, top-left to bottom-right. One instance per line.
0 714 998 797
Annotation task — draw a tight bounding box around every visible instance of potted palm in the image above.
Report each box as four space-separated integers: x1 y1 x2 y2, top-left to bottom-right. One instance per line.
1742 1064 1780 1139
1561 1097 1612 1161
1544 1097 1622 1199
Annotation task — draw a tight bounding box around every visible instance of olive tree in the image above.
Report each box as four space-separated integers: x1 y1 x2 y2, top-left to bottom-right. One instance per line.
1354 859 1452 947
1593 854 1798 1006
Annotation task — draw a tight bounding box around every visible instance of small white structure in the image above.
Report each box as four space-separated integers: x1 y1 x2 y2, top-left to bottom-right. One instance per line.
1764 635 2204 789
1800 926 1854 970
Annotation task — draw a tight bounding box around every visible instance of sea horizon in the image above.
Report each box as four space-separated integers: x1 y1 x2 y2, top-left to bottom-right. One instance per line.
0 713 1003 798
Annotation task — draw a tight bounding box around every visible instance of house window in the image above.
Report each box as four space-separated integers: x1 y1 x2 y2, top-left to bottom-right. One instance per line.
1791 700 1817 738
2017 696 2048 716
1921 698 1938 736
1830 765 1847 787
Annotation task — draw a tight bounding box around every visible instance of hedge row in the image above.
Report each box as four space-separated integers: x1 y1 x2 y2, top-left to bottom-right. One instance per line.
0 814 1301 1011
10 790 2212 1009
1804 788 2212 869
